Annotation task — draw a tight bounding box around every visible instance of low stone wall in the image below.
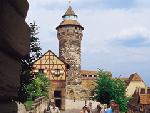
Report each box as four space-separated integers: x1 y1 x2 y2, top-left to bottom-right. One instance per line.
27 96 48 113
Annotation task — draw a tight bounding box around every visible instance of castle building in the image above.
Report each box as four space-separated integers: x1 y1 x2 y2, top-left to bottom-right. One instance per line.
56 6 84 85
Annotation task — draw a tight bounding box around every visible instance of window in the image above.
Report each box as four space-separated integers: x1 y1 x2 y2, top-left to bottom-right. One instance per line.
38 69 44 73
53 69 61 75
94 75 97 77
89 75 92 77
51 69 63 77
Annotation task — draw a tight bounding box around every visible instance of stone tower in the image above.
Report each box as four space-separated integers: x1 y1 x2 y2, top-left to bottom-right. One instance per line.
56 6 84 85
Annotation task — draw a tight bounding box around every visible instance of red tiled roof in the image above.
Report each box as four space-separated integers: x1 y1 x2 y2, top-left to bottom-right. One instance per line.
140 94 150 105
80 70 97 75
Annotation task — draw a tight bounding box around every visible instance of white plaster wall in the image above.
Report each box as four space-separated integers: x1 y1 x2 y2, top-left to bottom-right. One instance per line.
126 81 146 97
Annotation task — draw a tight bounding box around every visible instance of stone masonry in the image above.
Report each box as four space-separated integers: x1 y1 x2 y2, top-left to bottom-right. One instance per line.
0 0 30 112
56 6 84 86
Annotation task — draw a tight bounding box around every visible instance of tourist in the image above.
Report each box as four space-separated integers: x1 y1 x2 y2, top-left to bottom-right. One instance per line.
50 103 60 113
104 100 116 113
113 103 120 113
100 106 106 113
88 102 92 111
97 104 101 113
80 105 88 113
87 106 93 113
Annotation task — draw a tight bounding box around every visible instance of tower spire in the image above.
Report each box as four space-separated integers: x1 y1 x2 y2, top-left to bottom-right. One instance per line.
63 5 76 18
56 5 84 30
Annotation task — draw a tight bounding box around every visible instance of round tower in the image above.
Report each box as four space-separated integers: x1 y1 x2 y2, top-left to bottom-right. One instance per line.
56 6 84 85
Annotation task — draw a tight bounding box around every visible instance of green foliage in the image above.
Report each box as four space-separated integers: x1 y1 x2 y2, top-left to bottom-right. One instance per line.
18 22 42 102
24 100 33 110
26 73 50 100
94 69 129 112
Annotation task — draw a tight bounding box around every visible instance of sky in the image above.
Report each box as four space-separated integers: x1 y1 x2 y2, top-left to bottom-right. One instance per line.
26 0 150 86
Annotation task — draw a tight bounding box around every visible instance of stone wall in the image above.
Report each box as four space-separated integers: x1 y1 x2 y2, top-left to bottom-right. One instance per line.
0 0 30 100
27 96 48 113
0 0 30 112
57 26 83 85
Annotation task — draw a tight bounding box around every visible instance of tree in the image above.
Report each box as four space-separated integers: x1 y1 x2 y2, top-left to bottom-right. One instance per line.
26 73 49 100
94 69 129 112
18 22 42 102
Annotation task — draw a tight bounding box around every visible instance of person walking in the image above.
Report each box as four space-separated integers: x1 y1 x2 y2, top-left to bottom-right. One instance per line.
113 103 120 113
87 106 93 113
104 100 116 113
100 106 105 113
50 103 60 113
80 105 88 113
97 104 101 113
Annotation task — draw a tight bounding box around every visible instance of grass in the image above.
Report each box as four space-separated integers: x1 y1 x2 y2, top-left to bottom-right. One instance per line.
24 100 33 111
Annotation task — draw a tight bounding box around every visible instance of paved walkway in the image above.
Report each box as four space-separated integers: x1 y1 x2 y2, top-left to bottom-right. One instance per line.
61 109 80 113
61 109 97 113
60 99 99 113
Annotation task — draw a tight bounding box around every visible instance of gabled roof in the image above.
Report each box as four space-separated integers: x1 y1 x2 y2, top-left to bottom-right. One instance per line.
34 50 69 69
127 73 144 85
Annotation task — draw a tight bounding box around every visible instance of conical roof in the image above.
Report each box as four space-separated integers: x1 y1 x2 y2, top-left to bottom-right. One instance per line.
56 6 84 30
63 6 76 17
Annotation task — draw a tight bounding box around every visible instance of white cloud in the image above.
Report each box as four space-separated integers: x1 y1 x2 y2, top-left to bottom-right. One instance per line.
113 27 150 39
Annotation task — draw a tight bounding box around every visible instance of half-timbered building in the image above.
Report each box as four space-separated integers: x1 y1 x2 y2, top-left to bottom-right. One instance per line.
33 50 69 110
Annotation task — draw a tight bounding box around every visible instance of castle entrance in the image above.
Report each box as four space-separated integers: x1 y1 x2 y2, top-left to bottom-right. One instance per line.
54 90 62 109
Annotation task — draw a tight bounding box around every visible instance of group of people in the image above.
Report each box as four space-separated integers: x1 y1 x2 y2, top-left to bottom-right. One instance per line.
97 100 120 113
80 100 120 113
45 99 119 113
